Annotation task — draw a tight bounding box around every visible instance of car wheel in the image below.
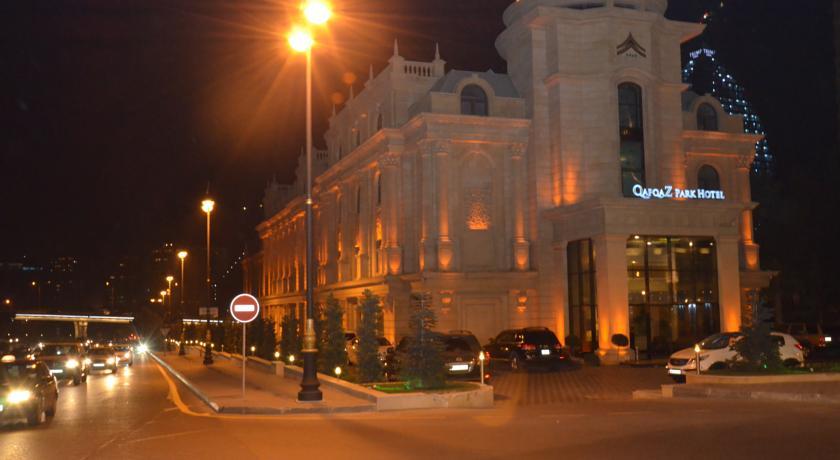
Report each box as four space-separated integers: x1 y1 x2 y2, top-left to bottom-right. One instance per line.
27 397 46 426
709 362 727 371
783 359 801 368
670 375 686 384
73 375 81 386
510 354 521 372
45 397 57 417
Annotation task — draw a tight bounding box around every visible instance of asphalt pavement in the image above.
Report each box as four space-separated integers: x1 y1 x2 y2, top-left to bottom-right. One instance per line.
3 355 840 460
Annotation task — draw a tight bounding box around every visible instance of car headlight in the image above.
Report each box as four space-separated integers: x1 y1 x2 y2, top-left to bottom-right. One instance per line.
7 389 32 404
136 344 148 354
107 357 115 364
65 359 79 369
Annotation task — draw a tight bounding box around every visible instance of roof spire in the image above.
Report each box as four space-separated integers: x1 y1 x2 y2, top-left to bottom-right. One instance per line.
393 38 400 57
349 84 354 100
331 104 336 117
369 64 374 82
434 42 440 60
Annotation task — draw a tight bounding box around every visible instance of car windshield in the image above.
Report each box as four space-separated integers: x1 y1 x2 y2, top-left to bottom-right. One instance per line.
114 346 130 352
0 363 38 383
523 331 560 345
444 337 473 353
698 333 740 350
40 345 78 356
90 348 114 355
377 338 391 346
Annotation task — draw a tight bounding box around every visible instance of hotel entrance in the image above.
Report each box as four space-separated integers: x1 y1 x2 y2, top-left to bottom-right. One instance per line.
626 236 720 358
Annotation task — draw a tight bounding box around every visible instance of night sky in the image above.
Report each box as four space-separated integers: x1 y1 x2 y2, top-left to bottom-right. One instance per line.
2 1 838 310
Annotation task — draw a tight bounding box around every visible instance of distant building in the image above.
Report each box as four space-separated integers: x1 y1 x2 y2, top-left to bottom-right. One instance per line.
253 0 773 362
682 47 772 174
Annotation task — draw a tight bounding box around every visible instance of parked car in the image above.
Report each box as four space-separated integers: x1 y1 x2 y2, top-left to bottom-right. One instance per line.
666 332 805 381
347 336 393 365
0 355 59 426
385 332 491 382
775 323 831 353
484 327 569 372
88 347 119 373
36 342 89 385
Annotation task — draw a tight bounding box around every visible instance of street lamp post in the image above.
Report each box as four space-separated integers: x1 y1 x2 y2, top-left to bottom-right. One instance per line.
201 199 215 365
288 1 331 402
178 250 188 355
31 281 41 307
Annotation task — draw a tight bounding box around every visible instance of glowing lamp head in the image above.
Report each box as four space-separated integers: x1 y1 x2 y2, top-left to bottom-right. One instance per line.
694 344 701 353
201 199 215 214
288 26 314 52
166 276 174 283
160 290 167 298
178 251 188 260
302 0 332 25
274 351 280 360
288 354 296 364
334 366 342 377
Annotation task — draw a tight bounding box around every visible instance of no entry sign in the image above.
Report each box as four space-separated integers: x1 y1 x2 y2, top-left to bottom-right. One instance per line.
229 293 260 323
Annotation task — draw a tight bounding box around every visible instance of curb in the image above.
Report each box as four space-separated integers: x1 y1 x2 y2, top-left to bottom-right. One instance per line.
149 352 221 413
668 384 840 404
151 352 376 415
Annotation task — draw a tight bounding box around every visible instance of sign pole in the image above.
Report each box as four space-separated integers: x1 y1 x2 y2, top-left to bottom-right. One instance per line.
242 323 246 399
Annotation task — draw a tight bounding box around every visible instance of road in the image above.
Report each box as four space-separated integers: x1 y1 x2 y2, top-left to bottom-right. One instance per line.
3 356 840 459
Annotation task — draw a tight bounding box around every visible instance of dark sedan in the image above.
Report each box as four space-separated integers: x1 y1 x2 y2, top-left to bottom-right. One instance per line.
88 347 119 373
484 327 570 372
386 332 491 382
36 342 89 385
0 356 59 426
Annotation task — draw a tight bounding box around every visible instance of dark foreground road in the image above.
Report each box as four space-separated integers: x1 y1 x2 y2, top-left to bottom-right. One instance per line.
3 356 840 460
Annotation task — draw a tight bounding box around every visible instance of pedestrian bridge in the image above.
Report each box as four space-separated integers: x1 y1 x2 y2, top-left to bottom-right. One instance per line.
14 313 134 338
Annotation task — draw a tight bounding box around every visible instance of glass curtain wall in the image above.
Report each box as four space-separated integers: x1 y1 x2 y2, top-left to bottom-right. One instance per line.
626 236 719 358
567 239 598 354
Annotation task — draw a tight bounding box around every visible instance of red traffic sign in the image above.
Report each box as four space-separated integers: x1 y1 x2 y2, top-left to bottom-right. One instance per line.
229 294 260 323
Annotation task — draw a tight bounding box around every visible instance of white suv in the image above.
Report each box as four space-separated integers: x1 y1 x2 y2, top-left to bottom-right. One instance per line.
666 332 805 380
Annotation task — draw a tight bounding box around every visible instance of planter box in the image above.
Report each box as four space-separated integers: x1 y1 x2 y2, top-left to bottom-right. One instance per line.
282 365 493 411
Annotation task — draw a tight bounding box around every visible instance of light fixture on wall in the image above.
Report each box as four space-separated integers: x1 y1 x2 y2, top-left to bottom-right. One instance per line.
516 291 528 313
440 291 453 315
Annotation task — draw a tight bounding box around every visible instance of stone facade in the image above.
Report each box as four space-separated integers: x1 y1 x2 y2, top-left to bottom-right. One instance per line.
249 0 773 363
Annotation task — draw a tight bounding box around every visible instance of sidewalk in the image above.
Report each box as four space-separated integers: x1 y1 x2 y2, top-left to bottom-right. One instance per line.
154 348 375 414
668 381 840 404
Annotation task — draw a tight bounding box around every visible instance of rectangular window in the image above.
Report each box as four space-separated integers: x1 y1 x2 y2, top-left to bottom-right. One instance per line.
567 239 598 354
627 236 720 359
618 83 646 197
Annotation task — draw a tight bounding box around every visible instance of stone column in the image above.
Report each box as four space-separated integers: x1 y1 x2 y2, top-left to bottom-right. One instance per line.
717 235 743 333
435 141 454 271
381 153 403 274
325 191 340 284
357 171 371 279
420 145 437 271
592 234 631 364
511 144 530 271
736 155 760 270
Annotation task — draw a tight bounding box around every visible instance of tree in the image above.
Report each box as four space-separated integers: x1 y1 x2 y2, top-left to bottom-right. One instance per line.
280 313 300 364
357 290 383 383
733 299 782 371
401 293 446 390
320 294 348 375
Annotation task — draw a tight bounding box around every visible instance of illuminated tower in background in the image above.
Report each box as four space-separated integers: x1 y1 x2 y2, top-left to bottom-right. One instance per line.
682 47 772 174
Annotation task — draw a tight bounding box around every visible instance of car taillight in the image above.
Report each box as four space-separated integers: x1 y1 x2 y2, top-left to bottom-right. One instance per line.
520 343 536 351
795 343 804 351
554 344 563 350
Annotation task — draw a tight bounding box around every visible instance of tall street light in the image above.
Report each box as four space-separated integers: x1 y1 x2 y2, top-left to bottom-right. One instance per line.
201 198 215 365
288 0 331 402
177 250 188 355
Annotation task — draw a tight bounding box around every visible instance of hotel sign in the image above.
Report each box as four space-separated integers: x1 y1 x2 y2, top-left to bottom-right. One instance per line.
632 184 725 201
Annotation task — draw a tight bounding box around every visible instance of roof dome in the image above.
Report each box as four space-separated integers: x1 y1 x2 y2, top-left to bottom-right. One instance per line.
503 0 667 26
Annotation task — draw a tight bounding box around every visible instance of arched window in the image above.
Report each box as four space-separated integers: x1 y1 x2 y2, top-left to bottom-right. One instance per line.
338 145 343 159
697 103 718 131
376 174 382 207
376 113 383 131
618 83 646 197
354 129 361 148
697 165 721 190
460 84 488 116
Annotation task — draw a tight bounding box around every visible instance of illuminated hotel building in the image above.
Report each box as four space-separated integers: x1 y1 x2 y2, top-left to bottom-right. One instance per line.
252 0 773 362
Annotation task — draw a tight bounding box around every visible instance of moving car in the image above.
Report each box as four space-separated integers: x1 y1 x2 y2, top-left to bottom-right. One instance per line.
484 327 569 372
0 355 59 426
36 342 89 385
666 332 805 381
113 345 134 366
386 332 491 382
88 347 119 373
347 336 393 365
